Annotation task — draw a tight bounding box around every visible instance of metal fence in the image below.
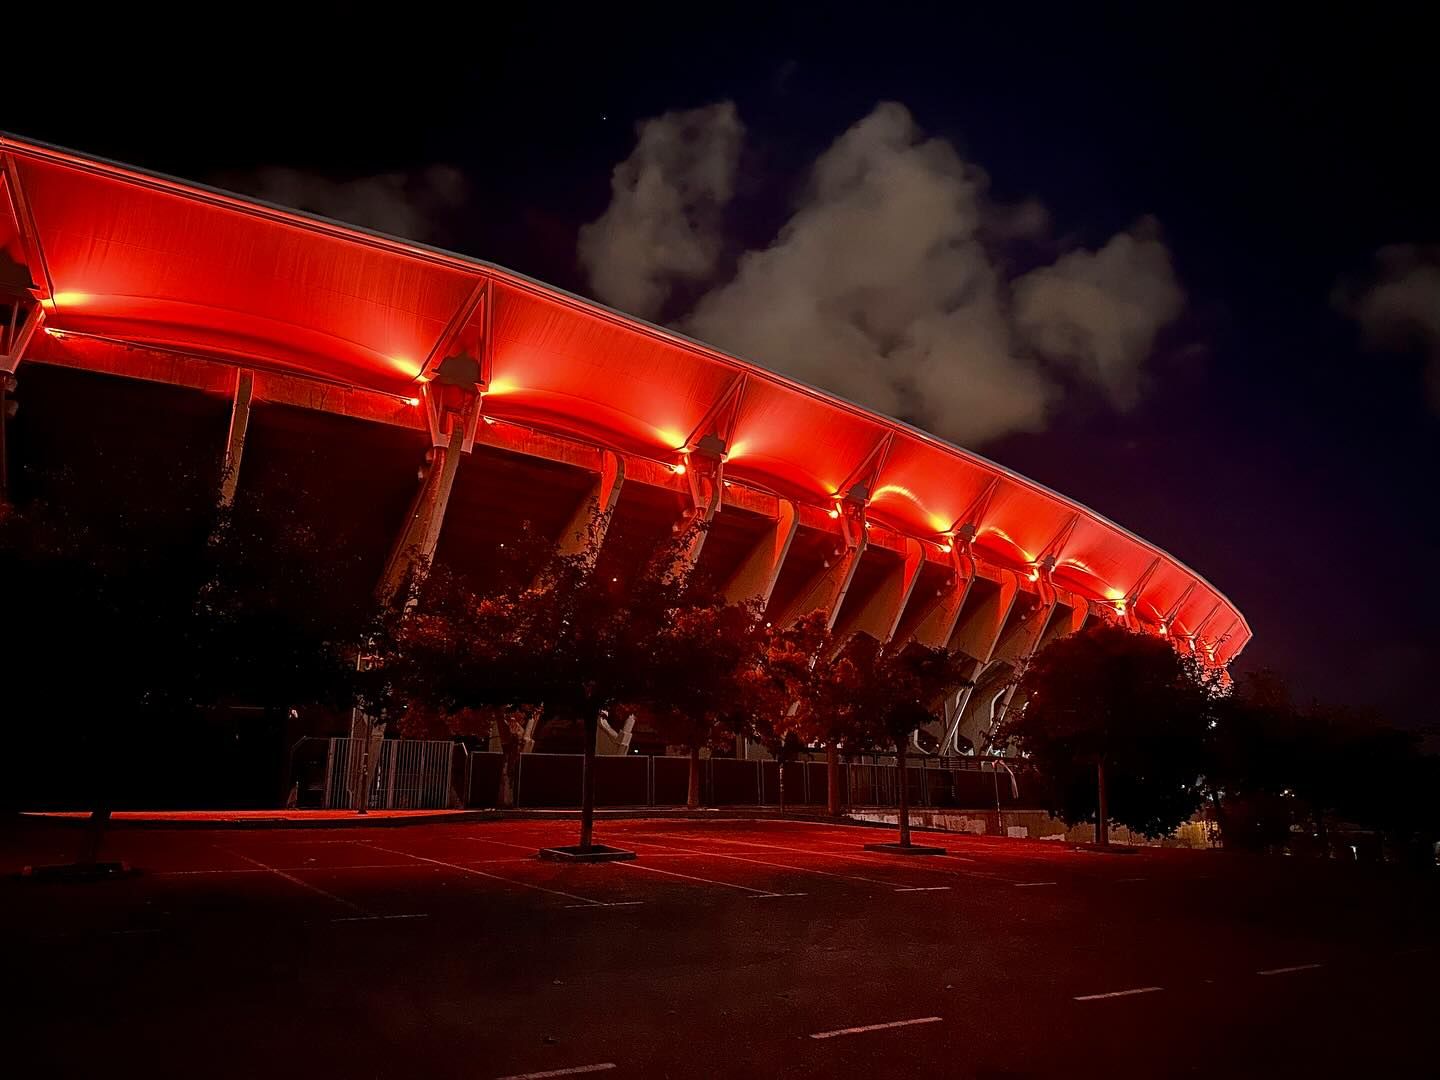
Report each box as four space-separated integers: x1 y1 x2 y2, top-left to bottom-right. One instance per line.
322 737 462 809
461 750 1037 811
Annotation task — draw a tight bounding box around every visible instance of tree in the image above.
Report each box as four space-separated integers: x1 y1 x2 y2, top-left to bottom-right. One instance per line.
1 457 377 856
997 621 1216 844
1206 672 1440 863
644 599 765 809
846 637 972 848
1204 670 1305 851
384 516 719 852
745 614 831 813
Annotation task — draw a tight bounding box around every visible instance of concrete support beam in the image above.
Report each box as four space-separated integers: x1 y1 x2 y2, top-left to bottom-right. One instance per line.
949 571 1021 664
775 537 867 631
992 596 1057 667
378 391 481 601
723 499 798 607
218 368 254 506
556 448 625 559
834 537 924 643
955 661 1016 753
671 442 725 572
1 298 42 376
903 556 974 651
1037 596 1088 654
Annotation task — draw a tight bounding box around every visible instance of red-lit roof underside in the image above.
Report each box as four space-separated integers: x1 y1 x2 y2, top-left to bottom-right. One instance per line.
0 135 1250 665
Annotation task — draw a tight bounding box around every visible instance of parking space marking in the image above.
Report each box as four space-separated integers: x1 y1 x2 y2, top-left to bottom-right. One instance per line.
363 845 610 908
495 1063 616 1079
223 850 371 915
810 1016 942 1039
563 901 645 909
331 913 430 923
894 886 951 892
616 859 783 896
156 863 418 876
1257 963 1324 976
1074 986 1163 1001
1014 881 1058 887
643 831 1011 884
459 836 545 853
637 836 911 890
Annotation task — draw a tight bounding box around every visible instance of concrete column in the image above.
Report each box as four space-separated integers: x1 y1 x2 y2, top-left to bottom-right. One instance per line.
949 571 1021 663
1037 596 1088 653
218 368 254 506
378 400 475 601
557 449 625 560
723 499 798 606
834 537 924 643
905 557 974 652
774 530 868 631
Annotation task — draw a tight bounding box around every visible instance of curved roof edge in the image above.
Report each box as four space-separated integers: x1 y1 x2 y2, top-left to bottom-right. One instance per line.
0 131 1251 661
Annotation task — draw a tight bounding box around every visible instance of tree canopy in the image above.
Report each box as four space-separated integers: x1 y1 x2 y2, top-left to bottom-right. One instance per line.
998 621 1217 840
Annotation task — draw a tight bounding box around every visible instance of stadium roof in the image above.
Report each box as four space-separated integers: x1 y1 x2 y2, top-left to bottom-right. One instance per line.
0 133 1249 664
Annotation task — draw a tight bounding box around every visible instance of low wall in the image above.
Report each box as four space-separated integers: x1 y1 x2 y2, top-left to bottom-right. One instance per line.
847 808 1218 848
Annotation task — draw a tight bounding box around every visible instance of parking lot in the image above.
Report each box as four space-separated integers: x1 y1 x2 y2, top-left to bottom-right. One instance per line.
5 816 1436 1078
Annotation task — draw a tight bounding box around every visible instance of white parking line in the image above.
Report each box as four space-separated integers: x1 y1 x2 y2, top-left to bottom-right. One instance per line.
616 859 781 896
495 1063 616 1079
1257 963 1324 976
156 863 418 876
636 836 909 889
893 886 951 892
810 1016 942 1039
459 836 546 853
1074 986 1163 1001
363 845 609 908
222 849 371 915
331 913 430 923
644 832 1007 882
562 901 645 909
1014 881 1057 887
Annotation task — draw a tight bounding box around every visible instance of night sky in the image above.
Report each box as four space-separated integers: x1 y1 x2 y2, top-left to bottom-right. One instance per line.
5 7 1435 737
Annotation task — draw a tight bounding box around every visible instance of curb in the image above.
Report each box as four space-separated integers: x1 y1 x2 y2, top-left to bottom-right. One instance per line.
16 807 913 831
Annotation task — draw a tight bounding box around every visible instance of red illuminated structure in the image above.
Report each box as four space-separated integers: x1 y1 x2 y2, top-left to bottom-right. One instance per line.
0 135 1248 754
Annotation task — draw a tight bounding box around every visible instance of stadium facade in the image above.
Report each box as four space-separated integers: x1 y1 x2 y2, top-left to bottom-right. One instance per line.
0 135 1249 756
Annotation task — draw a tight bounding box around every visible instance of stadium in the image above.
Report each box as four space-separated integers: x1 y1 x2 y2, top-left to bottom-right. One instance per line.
0 134 1249 797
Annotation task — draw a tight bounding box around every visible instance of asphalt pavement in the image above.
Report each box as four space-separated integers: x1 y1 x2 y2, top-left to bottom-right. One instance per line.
4 816 1436 1078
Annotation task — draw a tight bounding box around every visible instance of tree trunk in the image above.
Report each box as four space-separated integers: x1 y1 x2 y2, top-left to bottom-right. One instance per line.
1095 757 1110 847
86 807 112 865
896 739 912 847
578 712 598 851
85 733 113 864
777 752 787 815
496 726 521 810
826 742 841 817
687 745 702 810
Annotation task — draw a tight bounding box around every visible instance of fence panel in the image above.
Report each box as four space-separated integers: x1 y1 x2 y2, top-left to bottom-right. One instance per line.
516 753 583 807
653 756 691 806
441 749 1037 811
711 757 761 805
322 738 458 809
595 755 648 806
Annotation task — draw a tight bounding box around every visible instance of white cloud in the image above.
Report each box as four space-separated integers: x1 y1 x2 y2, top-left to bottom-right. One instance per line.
585 101 1188 445
1344 245 1440 409
1012 220 1185 409
578 102 744 319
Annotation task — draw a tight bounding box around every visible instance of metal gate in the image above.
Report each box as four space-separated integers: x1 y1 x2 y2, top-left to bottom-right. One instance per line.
323 738 460 809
